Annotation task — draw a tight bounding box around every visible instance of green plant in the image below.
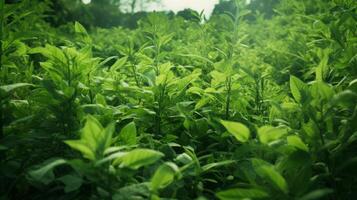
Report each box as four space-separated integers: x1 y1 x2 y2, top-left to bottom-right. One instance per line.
1 0 356 199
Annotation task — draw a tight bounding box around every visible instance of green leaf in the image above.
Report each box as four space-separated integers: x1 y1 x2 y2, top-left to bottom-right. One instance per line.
259 166 288 193
302 120 319 138
65 140 96 161
216 188 269 200
29 44 66 63
74 21 92 43
202 160 236 172
220 120 250 143
175 153 193 165
348 79 357 92
74 21 88 35
95 93 107 106
298 189 333 200
290 75 308 103
315 49 330 81
96 152 127 166
258 126 288 144
113 183 150 200
0 83 33 93
111 56 128 71
113 149 164 169
252 159 288 193
99 122 115 154
151 162 179 191
287 135 309 152
58 174 83 193
119 122 137 145
332 90 357 108
81 115 103 151
28 159 67 184
310 81 334 101
64 116 114 161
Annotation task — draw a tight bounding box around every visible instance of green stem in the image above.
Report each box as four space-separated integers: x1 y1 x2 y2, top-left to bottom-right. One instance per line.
153 35 162 135
156 83 166 136
255 78 261 114
131 64 140 88
225 76 232 120
88 74 93 104
319 103 325 146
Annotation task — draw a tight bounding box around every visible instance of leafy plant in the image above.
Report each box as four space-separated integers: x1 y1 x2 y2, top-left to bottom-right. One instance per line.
1 0 356 199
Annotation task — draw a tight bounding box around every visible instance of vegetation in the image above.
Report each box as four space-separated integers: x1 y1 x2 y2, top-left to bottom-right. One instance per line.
1 0 356 199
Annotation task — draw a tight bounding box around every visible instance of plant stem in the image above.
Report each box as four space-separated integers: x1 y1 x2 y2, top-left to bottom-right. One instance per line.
88 74 93 104
156 83 166 136
255 79 261 114
319 103 325 146
225 76 232 120
131 64 140 88
153 34 163 135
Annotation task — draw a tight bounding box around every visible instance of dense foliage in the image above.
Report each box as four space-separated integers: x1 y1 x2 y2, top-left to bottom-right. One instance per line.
1 0 356 199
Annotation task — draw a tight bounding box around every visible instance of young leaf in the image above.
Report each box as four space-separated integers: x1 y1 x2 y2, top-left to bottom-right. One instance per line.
112 183 150 200
287 135 309 152
315 49 330 81
119 122 137 145
290 75 308 103
310 81 334 100
99 122 115 154
151 162 179 191
252 159 288 193
110 56 128 71
202 160 236 172
64 116 114 161
80 115 103 151
0 83 33 93
64 140 96 161
257 126 288 144
74 21 88 35
74 21 92 43
113 149 164 169
220 120 250 143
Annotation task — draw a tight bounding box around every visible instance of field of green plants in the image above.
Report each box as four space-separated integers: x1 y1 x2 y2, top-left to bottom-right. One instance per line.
1 0 356 199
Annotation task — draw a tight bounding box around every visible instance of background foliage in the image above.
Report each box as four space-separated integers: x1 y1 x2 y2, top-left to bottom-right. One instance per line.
1 0 356 199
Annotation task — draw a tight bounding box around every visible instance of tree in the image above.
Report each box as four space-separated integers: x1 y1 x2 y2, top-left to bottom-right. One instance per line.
212 0 280 18
120 0 160 13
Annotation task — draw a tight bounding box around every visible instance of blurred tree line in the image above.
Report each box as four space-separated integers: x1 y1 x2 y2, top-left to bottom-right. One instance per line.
5 0 282 29
212 0 280 18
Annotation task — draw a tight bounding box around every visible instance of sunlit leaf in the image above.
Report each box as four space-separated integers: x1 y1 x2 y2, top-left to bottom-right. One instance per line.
113 149 164 169
258 125 288 144
119 122 137 145
0 83 33 93
287 135 309 152
151 162 179 191
252 159 288 193
290 75 308 103
220 120 250 142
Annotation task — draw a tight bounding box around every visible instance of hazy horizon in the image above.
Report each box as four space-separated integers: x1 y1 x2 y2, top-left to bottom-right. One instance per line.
145 0 219 17
82 0 220 17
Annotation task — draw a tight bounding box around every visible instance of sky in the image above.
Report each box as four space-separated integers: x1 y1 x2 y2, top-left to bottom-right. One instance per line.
145 0 220 17
81 0 220 17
